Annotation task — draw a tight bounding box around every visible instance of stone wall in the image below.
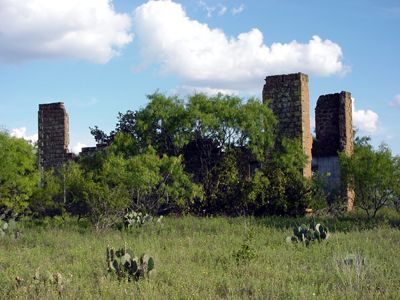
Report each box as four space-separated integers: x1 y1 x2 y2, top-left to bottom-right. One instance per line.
38 102 69 171
262 73 312 177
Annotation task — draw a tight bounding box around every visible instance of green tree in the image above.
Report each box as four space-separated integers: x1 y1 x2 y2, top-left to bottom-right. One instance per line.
65 139 202 225
245 139 311 216
340 139 400 217
0 132 39 212
29 170 63 217
88 92 312 216
63 159 130 229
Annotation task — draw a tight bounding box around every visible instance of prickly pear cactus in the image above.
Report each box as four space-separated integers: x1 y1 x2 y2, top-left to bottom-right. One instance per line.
286 219 329 246
0 211 19 238
106 246 154 281
124 210 154 228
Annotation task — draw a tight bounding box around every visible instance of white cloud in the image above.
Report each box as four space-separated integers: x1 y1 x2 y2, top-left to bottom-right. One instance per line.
198 1 227 17
10 127 38 143
352 99 379 134
71 142 87 155
389 94 400 107
232 4 245 15
218 6 228 16
134 0 348 92
0 0 133 63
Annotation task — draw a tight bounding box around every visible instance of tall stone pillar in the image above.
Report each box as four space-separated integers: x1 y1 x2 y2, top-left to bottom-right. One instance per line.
313 91 354 210
38 102 69 171
262 73 312 178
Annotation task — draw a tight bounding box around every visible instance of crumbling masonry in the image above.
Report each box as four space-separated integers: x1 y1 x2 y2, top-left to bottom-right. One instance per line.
262 73 354 210
38 102 70 171
313 91 354 210
38 73 354 210
262 73 312 178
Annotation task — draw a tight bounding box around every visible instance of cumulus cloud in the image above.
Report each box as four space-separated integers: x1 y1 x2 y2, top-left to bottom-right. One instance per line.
389 94 400 107
10 127 38 143
0 0 133 63
352 99 379 134
134 0 348 92
232 4 245 15
71 142 87 155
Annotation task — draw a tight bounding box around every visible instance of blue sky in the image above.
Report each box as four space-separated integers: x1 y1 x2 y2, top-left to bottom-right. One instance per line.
0 0 399 154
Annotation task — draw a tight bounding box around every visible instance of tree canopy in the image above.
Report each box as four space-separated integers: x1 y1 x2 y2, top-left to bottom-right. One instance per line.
340 137 400 217
0 132 39 212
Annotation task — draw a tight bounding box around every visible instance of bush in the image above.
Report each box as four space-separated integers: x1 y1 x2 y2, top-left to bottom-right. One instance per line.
340 139 400 218
0 132 39 212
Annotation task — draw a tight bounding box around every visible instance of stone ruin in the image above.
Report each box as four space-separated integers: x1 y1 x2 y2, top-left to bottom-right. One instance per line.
38 73 354 210
38 102 70 172
262 73 312 178
313 91 354 210
262 73 354 210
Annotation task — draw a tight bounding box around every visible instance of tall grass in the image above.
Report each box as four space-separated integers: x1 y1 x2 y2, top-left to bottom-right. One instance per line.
0 214 399 299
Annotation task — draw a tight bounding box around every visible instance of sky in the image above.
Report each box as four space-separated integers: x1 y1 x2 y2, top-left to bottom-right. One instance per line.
0 0 399 154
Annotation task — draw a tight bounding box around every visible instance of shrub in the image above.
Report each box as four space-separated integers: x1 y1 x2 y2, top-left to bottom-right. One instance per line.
232 227 256 263
340 140 400 218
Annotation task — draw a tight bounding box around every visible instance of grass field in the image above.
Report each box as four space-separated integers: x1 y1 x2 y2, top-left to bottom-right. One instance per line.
1 213 399 299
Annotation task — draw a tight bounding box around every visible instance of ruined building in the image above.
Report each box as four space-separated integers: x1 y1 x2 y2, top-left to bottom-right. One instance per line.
262 73 353 210
38 102 70 171
262 73 312 178
38 73 354 210
313 92 354 210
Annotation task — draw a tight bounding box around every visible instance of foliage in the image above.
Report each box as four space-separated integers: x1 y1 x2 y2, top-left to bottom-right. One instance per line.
232 227 256 263
63 160 130 229
122 147 202 214
309 172 331 210
0 132 39 212
88 92 316 216
340 139 400 217
287 219 329 246
29 170 63 217
63 146 201 226
243 149 312 216
106 246 154 281
92 92 282 214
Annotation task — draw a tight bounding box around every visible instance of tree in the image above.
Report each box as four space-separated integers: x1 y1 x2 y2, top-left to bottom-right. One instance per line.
0 132 39 212
340 139 400 217
88 92 312 216
29 170 63 217
63 159 130 229
64 138 202 226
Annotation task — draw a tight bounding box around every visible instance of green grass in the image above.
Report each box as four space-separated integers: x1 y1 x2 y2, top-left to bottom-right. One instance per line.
1 213 399 299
